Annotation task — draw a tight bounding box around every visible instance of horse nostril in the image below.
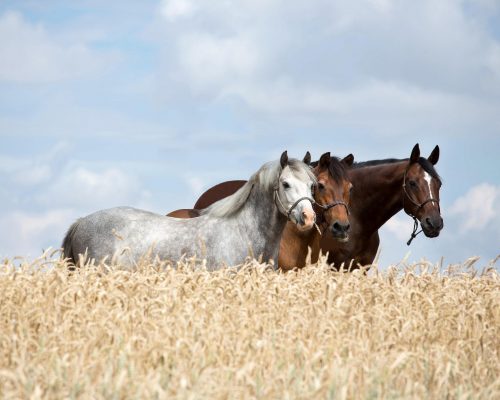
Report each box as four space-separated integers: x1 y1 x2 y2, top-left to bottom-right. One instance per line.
301 211 313 225
332 222 349 233
425 217 434 228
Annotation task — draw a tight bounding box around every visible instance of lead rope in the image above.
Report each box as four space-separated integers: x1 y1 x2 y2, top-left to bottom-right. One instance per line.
407 216 423 246
314 222 323 236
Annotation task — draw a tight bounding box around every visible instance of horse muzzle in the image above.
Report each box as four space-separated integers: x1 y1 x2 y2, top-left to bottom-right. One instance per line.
295 209 316 232
421 215 444 238
330 220 350 242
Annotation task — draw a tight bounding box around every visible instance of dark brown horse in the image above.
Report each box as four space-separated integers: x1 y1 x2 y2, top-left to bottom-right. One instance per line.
168 152 354 270
171 144 443 270
321 143 443 269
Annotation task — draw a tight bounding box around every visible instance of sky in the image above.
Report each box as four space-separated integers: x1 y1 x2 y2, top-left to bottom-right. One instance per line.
0 0 499 269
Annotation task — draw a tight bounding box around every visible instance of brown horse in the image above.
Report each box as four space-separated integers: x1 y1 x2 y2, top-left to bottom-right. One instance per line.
321 143 443 269
278 152 353 270
167 152 354 270
168 181 247 219
171 144 443 270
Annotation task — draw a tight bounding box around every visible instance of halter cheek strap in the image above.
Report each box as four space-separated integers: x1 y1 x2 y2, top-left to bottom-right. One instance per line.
402 167 440 246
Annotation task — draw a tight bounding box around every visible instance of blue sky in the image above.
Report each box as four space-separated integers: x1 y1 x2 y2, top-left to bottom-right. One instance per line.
0 0 499 268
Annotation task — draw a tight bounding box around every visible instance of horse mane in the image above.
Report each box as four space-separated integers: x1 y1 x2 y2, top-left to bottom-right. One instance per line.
201 158 315 218
353 158 441 182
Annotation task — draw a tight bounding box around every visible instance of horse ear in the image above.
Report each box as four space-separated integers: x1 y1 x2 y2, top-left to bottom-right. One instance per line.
303 151 311 166
428 145 440 165
410 143 420 164
341 153 354 166
280 151 288 168
319 152 331 168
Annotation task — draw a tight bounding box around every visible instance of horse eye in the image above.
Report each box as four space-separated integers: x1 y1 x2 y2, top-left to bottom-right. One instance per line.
409 180 418 188
318 182 325 190
282 181 290 189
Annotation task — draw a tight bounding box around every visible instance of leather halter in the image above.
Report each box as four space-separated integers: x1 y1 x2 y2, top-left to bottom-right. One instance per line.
315 200 350 215
402 166 440 245
314 200 350 232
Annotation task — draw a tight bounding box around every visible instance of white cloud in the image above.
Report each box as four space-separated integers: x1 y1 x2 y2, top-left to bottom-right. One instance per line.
186 176 205 196
0 209 74 258
384 215 414 242
153 0 500 137
160 0 196 20
13 164 52 186
0 11 117 83
0 142 68 187
0 162 154 258
177 32 262 91
38 166 151 210
450 183 500 232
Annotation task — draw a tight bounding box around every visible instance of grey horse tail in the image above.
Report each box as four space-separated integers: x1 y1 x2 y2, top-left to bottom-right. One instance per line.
62 220 79 265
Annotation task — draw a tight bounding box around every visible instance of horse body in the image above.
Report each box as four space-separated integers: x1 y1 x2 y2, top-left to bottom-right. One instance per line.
63 154 317 269
65 205 276 268
322 161 409 267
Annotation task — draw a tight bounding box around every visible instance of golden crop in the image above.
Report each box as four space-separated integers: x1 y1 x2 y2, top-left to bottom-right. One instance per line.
0 252 499 399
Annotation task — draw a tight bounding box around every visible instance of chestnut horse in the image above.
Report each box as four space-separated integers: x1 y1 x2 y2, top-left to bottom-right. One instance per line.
168 152 354 270
171 144 443 270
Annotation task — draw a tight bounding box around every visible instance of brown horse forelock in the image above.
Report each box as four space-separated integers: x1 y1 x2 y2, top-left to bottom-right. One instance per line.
312 157 351 227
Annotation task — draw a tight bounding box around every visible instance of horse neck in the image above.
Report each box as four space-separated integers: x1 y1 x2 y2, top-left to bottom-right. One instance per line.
237 184 288 259
350 161 408 234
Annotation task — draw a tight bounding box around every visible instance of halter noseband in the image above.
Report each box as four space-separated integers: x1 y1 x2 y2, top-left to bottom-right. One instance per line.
402 166 440 246
310 200 350 236
315 201 350 215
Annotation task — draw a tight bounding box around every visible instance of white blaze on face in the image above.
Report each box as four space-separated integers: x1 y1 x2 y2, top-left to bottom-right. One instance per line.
424 172 434 199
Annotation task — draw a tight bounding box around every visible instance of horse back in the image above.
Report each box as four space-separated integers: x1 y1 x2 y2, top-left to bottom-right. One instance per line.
194 180 246 209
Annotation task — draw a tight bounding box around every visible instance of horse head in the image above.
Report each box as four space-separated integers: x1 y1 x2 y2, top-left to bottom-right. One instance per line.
313 152 354 242
275 151 317 232
403 144 444 239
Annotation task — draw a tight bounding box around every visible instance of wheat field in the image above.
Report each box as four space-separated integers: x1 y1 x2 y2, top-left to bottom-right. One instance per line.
0 252 498 399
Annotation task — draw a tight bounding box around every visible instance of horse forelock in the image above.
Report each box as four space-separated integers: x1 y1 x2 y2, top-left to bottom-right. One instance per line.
417 157 441 183
327 157 348 183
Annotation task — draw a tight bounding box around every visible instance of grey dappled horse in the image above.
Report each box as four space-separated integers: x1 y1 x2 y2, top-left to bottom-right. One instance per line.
62 152 317 270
